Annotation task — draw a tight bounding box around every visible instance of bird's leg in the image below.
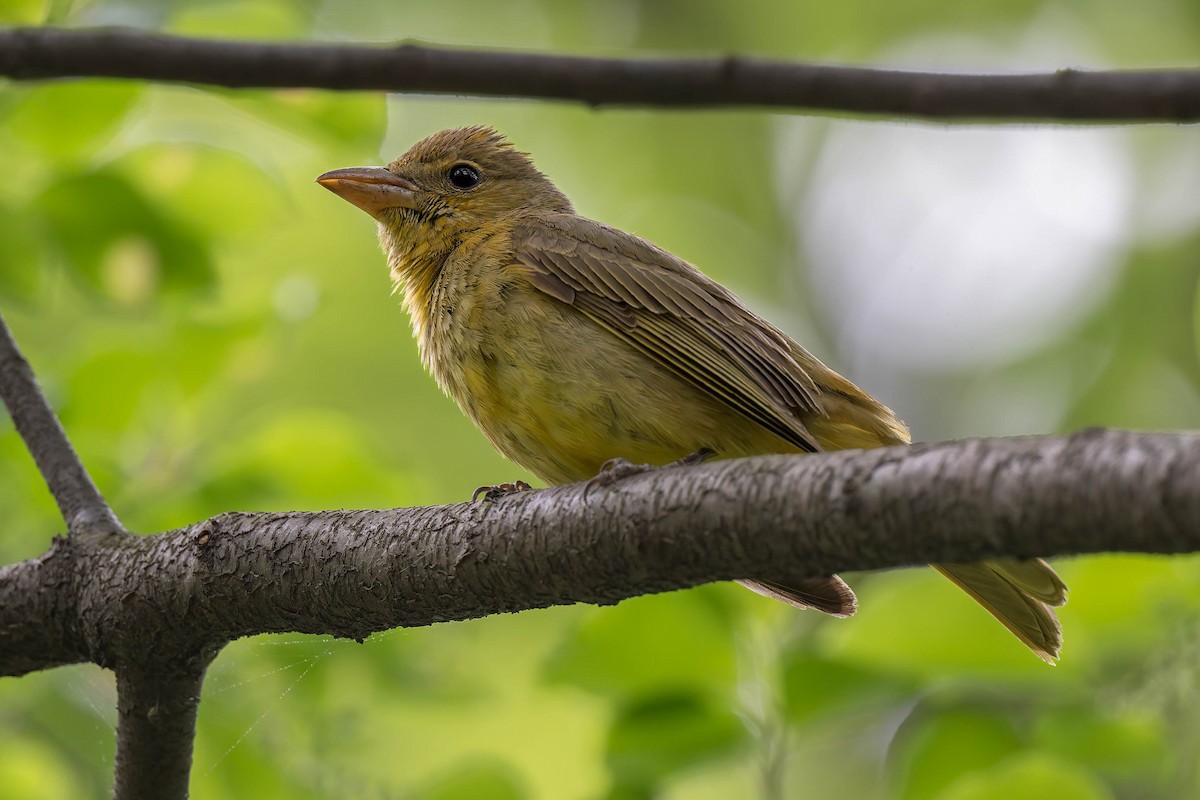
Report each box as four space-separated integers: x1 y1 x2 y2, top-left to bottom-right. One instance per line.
583 447 716 499
472 480 533 502
668 447 718 469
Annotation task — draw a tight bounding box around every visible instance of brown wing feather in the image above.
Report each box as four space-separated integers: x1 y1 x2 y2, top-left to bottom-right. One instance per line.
511 215 1066 658
738 577 857 617
512 215 823 452
933 560 1066 663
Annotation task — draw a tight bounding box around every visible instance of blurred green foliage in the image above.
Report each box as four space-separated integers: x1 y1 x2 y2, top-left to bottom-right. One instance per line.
2 0 1200 798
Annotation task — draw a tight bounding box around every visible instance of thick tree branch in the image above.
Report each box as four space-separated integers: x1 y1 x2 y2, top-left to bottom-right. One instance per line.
114 663 211 800
2 426 1195 799
0 313 122 535
0 538 82 674
3 428 1197 681
1 27 1199 122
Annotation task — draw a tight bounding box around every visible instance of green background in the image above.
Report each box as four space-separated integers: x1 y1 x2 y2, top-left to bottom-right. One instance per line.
2 0 1200 798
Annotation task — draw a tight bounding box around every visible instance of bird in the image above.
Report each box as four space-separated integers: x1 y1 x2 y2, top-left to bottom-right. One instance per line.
317 125 1068 662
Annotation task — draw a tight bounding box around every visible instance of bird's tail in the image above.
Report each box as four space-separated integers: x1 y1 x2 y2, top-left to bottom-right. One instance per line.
748 373 1069 662
932 558 1068 663
737 576 857 617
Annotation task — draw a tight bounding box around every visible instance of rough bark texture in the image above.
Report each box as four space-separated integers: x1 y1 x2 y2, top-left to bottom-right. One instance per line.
4 428 1198 684
0 314 122 535
114 663 211 800
0 27 1199 122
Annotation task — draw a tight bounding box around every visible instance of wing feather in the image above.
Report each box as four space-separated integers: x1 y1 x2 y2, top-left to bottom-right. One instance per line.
512 215 823 452
510 215 1066 657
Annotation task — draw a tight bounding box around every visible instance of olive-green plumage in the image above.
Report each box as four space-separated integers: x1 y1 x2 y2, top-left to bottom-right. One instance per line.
318 126 1067 662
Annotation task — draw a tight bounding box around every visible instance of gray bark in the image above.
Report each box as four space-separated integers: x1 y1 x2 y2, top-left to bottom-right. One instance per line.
0 27 1198 122
5 428 1198 684
4 428 1199 796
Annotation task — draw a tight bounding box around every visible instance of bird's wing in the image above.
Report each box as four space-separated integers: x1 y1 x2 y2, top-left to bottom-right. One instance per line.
511 214 823 453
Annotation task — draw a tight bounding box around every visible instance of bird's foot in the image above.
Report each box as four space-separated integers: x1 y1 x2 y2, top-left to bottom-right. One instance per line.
583 447 716 499
583 457 653 499
669 447 718 469
472 480 532 502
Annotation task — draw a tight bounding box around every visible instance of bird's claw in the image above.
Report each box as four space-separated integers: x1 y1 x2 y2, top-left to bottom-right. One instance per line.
583 457 651 500
672 447 717 468
582 448 716 500
472 480 532 502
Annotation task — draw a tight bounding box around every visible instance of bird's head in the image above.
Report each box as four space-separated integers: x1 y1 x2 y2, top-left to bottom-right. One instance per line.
318 126 572 281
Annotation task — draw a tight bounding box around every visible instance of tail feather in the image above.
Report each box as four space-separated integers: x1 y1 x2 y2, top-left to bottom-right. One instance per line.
781 378 1068 662
932 559 1066 663
738 576 857 618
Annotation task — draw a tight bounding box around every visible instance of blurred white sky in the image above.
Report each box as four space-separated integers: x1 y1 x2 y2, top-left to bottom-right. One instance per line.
800 122 1132 372
772 21 1200 438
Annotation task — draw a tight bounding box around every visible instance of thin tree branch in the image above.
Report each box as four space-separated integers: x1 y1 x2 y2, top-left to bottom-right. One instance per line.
3 428 1197 680
0 312 122 535
1 27 1199 122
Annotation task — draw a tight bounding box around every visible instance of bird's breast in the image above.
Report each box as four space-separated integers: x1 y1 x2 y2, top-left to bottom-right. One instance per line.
415 261 796 484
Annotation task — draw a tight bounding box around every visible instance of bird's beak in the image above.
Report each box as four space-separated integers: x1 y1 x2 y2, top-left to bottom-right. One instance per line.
316 167 422 220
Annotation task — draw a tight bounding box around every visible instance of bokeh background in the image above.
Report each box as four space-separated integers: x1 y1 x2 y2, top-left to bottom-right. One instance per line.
2 0 1200 798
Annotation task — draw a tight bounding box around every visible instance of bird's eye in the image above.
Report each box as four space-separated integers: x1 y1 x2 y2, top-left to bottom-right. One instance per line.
447 164 481 189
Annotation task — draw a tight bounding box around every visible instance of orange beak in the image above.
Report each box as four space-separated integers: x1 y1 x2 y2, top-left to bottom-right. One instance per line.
316 167 422 220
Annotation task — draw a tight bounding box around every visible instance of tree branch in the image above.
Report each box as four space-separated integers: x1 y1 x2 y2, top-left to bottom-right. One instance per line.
0 312 122 535
114 662 211 800
1 27 1199 122
0 537 83 674
1 426 1196 798
3 427 1197 681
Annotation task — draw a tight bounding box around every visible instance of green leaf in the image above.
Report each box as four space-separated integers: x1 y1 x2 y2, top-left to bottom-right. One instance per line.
228 90 388 151
1033 707 1168 782
782 651 916 723
0 738 87 800
9 81 142 163
605 691 745 794
33 169 215 300
116 144 284 238
197 408 425 512
0 204 47 301
821 569 1058 678
421 761 528 800
544 591 737 697
893 708 1024 800
934 752 1114 800
0 0 47 24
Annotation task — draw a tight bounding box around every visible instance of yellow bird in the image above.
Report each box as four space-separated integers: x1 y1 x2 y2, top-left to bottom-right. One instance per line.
318 126 1067 661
